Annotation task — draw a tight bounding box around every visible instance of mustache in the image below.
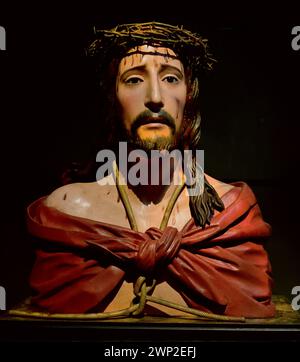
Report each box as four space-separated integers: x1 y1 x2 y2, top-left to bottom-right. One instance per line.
131 110 176 135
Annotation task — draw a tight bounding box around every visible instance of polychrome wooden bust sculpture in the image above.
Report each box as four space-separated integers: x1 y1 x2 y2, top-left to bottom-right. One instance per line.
13 22 275 320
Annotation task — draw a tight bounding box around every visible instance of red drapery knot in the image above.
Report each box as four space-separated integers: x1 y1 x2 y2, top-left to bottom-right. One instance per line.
136 227 182 274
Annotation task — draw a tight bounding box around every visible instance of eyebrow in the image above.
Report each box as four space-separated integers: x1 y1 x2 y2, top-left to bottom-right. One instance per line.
119 64 184 80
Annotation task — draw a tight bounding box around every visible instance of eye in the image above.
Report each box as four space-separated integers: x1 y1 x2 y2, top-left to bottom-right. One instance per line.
162 75 179 84
125 77 143 84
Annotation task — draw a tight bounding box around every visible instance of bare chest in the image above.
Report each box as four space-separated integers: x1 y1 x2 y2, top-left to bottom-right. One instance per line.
85 185 191 233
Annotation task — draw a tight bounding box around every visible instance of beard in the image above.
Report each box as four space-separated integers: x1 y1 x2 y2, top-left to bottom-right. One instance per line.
127 133 179 152
124 109 182 153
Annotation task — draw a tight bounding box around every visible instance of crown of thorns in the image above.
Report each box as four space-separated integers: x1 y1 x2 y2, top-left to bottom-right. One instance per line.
87 22 216 75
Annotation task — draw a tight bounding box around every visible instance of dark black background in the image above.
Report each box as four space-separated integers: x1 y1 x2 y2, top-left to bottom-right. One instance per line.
0 3 299 308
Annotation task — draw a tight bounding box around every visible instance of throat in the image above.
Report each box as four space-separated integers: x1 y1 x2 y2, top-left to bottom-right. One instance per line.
114 158 185 231
127 183 173 205
123 182 189 232
123 153 183 205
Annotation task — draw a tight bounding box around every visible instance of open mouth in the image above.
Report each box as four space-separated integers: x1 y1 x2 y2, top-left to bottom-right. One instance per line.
132 116 175 135
139 118 170 130
131 111 176 136
140 117 169 126
141 122 167 128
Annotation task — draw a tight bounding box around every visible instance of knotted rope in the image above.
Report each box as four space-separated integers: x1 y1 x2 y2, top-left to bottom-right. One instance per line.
8 161 245 322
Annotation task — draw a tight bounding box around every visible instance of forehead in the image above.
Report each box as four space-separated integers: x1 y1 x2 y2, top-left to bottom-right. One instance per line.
118 45 184 73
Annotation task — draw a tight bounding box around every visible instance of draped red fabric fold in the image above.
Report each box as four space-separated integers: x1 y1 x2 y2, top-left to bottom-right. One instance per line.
27 182 275 317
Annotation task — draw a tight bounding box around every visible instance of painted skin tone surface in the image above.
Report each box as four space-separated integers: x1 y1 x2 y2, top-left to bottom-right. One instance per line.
46 46 234 314
116 45 187 144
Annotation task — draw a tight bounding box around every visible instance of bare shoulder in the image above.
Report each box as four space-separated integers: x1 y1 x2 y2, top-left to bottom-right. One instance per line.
45 174 118 218
205 174 235 198
45 182 89 210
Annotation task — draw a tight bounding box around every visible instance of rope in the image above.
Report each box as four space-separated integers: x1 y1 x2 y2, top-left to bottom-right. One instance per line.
8 162 245 322
133 277 245 323
9 304 138 320
160 177 185 230
9 278 245 322
113 163 245 322
113 160 139 231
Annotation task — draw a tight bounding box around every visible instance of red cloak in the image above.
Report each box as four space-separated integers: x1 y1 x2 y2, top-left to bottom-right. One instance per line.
27 182 275 317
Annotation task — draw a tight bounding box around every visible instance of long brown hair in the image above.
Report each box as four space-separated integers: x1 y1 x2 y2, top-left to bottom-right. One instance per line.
63 22 224 227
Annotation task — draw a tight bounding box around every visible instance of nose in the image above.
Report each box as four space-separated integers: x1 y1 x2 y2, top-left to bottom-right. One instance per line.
144 76 164 113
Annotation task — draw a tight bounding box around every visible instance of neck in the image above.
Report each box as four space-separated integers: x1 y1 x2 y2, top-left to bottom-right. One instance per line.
128 181 175 205
118 153 184 205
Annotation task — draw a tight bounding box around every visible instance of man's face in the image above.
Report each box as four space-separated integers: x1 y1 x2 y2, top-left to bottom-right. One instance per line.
116 45 187 149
